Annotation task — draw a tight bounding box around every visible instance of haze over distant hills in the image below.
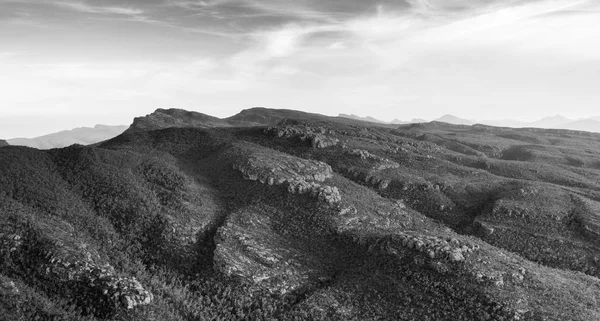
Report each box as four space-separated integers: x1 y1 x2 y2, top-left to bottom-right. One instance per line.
438 114 600 133
7 125 128 149
339 113 600 133
5 110 600 151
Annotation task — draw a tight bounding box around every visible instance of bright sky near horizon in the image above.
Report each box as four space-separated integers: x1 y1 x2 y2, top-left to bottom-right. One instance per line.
1 0 599 138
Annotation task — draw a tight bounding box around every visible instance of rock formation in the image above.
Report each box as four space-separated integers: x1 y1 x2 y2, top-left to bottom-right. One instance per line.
264 125 339 148
348 149 400 171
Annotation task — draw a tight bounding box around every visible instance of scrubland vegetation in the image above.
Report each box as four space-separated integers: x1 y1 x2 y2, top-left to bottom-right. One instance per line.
3 108 600 320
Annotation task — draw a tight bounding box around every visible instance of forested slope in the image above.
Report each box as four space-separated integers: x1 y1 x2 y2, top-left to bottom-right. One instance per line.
2 109 600 320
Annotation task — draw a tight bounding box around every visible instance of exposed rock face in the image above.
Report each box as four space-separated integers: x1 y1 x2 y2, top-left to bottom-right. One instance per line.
231 143 340 204
287 180 341 204
264 125 339 148
232 144 333 184
348 149 400 171
44 253 153 310
372 232 476 263
1 219 153 315
213 209 323 295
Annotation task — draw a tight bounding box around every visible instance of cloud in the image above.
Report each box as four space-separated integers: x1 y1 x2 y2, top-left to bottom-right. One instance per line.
2 0 600 137
56 1 144 15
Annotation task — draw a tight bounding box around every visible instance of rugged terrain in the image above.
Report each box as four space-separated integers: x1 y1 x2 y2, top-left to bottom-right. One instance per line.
3 108 600 320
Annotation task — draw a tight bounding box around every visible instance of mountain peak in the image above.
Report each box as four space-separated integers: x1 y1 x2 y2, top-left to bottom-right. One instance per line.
127 108 230 133
434 114 474 125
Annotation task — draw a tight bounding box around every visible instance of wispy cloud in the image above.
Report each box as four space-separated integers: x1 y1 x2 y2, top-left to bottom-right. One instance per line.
56 1 144 15
2 0 600 137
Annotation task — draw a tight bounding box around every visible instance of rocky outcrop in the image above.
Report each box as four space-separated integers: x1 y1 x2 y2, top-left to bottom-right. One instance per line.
0 139 8 147
0 222 153 315
213 209 325 295
44 252 153 310
342 167 392 190
287 180 341 204
347 149 399 171
232 145 333 184
264 125 339 148
372 232 477 263
232 144 341 204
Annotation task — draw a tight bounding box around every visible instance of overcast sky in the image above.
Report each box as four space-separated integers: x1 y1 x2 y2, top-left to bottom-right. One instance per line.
1 0 599 138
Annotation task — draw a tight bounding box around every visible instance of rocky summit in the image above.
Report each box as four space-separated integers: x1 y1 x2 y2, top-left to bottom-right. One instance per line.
2 108 600 320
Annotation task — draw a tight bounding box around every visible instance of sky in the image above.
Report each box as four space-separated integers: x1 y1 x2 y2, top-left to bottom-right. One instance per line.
1 0 599 138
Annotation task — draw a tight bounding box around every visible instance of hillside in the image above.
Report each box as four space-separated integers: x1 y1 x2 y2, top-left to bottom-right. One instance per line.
3 109 600 320
8 125 128 150
0 140 7 147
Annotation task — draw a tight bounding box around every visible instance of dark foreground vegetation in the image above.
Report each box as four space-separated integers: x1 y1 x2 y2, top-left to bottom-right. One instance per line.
3 108 600 320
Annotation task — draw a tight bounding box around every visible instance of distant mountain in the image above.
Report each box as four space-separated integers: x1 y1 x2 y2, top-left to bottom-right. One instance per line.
0 139 8 147
434 114 474 125
390 119 409 125
226 107 330 126
338 114 387 124
8 124 128 149
479 119 529 128
475 116 600 133
529 115 573 129
556 119 600 132
411 118 428 123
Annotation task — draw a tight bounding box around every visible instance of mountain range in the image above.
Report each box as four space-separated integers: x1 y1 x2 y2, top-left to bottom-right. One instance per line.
338 113 600 133
2 107 600 320
6 124 128 149
4 111 599 151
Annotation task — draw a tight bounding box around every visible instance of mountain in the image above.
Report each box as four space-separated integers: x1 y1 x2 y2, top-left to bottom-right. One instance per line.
0 139 8 147
8 124 128 149
128 108 231 133
479 119 529 128
225 107 332 126
528 115 573 129
3 107 600 320
475 116 600 133
433 114 474 125
556 119 600 132
128 107 396 134
390 118 409 124
338 113 387 124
